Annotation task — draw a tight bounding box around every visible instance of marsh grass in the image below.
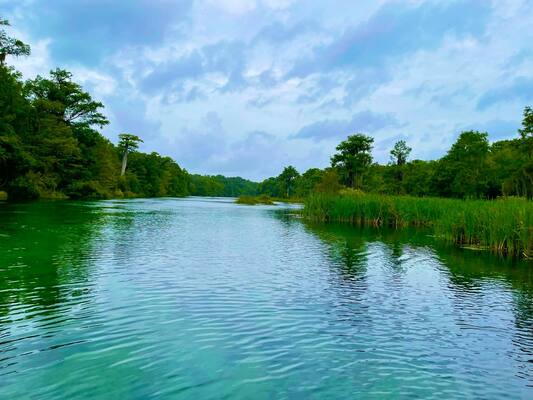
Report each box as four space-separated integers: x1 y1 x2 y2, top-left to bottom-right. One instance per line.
304 192 533 258
236 195 274 205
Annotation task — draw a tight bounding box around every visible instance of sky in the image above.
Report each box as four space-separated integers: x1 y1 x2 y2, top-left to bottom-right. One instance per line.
3 0 533 180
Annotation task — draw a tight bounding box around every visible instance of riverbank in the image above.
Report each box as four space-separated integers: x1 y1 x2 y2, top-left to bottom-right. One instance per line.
303 192 533 258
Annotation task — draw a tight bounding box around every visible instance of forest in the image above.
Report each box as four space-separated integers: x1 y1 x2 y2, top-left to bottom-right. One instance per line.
1 19 532 202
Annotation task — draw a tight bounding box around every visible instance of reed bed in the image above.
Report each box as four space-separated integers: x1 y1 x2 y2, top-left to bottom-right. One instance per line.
303 192 533 258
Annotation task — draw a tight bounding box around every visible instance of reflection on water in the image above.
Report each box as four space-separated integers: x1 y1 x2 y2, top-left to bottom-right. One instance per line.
0 198 532 399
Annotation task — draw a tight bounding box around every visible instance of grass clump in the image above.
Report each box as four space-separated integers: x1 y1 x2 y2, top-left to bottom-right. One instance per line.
236 195 274 205
303 192 533 258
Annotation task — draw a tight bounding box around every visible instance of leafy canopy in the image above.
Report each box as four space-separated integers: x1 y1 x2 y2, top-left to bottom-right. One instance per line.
331 134 374 188
390 140 412 166
0 19 31 64
25 69 108 129
118 134 143 153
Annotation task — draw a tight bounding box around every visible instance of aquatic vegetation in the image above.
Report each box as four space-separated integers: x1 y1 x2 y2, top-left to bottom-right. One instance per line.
304 192 533 258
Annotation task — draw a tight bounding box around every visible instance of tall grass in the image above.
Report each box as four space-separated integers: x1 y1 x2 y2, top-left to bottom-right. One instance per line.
303 191 533 258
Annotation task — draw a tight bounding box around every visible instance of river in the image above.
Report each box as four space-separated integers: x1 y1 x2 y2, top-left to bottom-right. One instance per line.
1 197 532 399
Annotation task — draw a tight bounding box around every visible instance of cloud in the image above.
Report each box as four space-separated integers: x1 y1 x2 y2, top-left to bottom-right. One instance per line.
14 0 193 65
139 41 247 97
477 77 533 110
292 111 401 142
288 0 492 78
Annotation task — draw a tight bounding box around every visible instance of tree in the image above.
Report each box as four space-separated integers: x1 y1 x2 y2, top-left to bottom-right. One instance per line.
390 140 411 166
118 134 143 176
331 134 374 189
0 19 30 65
25 69 108 129
388 140 412 193
433 131 490 198
517 106 533 198
22 69 110 195
278 166 300 198
315 168 342 194
518 106 533 140
295 168 323 197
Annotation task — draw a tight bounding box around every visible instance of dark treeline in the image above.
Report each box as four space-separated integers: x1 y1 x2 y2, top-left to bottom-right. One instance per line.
1 19 532 201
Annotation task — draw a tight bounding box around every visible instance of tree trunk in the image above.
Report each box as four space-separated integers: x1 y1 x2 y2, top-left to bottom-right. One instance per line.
121 149 128 176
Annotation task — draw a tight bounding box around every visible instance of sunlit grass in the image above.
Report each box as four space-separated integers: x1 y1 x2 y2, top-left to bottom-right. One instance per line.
303 192 533 258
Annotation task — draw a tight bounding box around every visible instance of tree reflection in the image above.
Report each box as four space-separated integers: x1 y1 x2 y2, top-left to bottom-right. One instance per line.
304 219 533 384
0 201 106 322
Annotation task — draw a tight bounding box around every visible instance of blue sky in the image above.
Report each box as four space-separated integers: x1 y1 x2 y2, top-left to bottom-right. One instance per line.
3 0 533 180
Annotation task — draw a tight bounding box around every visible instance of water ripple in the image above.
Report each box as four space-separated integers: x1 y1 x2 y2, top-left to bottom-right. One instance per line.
0 198 532 399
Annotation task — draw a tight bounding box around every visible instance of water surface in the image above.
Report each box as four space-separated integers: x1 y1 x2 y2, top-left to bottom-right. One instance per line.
1 197 532 399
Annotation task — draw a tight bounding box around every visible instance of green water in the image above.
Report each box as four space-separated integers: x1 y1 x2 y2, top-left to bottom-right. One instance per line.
1 197 532 399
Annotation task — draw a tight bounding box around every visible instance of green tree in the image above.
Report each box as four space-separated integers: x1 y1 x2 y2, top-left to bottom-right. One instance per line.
403 160 436 197
22 69 110 196
278 166 300 198
433 131 490 198
390 140 411 166
25 69 108 129
315 168 341 194
518 106 533 198
518 106 533 140
389 140 412 193
118 133 143 176
488 140 523 197
0 19 30 65
295 168 324 197
258 177 281 197
331 134 374 189
0 66 32 194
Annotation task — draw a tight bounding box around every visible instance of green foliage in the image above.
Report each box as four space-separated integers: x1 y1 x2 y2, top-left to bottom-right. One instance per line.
188 175 258 197
278 165 299 198
25 69 108 128
118 133 143 152
304 192 533 258
519 106 533 140
390 140 411 166
295 168 324 197
314 168 341 194
331 134 374 189
118 133 143 176
0 19 30 65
